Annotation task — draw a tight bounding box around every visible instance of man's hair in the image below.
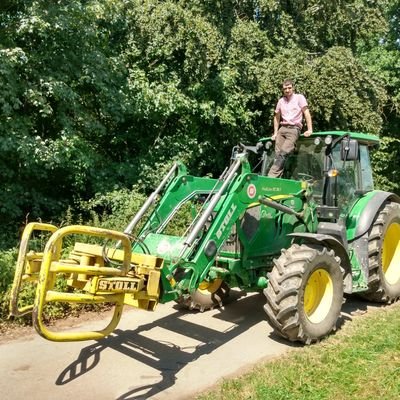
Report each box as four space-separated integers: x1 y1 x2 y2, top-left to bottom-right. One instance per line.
282 79 294 87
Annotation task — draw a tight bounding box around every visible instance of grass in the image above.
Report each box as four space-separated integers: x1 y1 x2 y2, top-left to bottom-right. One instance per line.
198 302 400 400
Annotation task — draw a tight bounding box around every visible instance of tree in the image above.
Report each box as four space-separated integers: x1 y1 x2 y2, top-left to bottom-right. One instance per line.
0 0 398 248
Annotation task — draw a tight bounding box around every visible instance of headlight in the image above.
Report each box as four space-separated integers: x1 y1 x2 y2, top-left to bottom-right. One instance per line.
327 169 339 177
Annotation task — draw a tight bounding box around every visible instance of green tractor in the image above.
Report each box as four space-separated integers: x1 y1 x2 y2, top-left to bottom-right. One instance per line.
10 131 400 344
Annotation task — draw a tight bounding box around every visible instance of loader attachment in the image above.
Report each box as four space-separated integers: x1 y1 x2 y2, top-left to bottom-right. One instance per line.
10 222 58 317
10 224 164 342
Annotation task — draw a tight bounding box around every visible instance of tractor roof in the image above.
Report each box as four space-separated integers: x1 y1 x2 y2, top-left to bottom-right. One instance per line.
260 131 380 145
312 131 380 145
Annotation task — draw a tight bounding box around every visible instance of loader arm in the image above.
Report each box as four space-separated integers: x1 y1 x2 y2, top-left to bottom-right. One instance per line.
143 152 314 297
181 176 310 292
9 148 314 342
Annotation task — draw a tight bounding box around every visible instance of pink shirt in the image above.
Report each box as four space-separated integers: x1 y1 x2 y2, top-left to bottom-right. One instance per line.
275 93 308 128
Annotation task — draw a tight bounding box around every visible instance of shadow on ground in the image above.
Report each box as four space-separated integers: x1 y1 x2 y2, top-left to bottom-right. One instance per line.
55 290 277 399
339 294 386 328
54 291 385 399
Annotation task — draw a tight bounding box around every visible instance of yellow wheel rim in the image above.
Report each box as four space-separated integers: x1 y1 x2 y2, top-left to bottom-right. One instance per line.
304 269 334 324
198 279 222 295
382 222 400 285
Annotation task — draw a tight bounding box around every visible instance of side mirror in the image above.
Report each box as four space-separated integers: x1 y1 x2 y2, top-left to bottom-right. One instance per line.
340 138 359 161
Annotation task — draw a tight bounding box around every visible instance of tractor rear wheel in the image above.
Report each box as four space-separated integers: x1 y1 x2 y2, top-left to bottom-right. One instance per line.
178 279 230 312
264 244 344 344
362 201 400 302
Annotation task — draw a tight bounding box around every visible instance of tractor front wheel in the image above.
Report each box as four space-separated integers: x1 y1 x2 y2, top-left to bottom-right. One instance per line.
264 244 344 344
362 201 400 302
178 279 230 312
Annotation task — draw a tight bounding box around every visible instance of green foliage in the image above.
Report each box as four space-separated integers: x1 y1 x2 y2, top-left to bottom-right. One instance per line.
307 47 387 133
0 0 398 250
77 186 147 231
372 137 400 192
0 249 22 321
0 249 17 293
257 0 389 52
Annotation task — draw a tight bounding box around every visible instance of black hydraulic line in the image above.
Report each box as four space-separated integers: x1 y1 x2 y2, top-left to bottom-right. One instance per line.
115 162 179 248
259 197 303 219
124 162 178 235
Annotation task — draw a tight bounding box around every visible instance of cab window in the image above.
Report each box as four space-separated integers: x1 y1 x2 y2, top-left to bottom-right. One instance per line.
359 145 374 192
331 143 360 215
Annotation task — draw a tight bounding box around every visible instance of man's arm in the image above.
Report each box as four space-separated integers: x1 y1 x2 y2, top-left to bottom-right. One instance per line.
272 111 280 140
303 107 313 137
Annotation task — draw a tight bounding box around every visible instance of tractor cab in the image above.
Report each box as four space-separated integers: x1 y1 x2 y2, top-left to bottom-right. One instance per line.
260 131 379 220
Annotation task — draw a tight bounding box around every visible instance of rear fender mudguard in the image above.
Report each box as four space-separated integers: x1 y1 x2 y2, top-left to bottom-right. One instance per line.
347 191 400 241
288 232 353 293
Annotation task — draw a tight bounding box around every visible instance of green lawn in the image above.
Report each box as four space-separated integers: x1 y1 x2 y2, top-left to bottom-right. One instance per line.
198 301 400 400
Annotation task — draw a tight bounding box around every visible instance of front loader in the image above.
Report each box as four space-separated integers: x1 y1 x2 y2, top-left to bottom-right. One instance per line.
9 131 400 344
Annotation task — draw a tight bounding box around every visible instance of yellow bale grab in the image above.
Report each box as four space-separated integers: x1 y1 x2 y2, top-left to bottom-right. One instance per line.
9 223 163 342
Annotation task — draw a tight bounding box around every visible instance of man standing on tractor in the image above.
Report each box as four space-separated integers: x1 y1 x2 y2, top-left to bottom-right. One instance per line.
268 79 313 178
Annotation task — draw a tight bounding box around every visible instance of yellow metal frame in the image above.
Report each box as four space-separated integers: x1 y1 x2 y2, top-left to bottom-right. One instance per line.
10 222 58 317
32 225 132 342
10 223 164 342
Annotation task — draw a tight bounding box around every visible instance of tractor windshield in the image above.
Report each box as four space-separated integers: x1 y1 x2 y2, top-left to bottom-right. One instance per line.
261 138 325 200
261 133 377 217
282 139 325 198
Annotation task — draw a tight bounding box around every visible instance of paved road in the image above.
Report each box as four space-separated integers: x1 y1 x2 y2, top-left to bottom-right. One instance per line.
0 291 375 400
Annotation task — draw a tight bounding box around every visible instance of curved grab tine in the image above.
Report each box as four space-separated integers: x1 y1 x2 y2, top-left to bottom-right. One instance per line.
10 223 58 317
32 225 132 342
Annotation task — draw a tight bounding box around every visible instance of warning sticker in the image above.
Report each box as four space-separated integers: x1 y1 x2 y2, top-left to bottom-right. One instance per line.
247 184 256 199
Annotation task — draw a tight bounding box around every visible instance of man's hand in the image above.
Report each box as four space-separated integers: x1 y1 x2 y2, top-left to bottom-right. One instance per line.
303 130 313 137
271 133 277 141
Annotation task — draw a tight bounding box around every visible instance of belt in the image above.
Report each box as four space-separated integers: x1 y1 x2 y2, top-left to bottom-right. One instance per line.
282 125 300 129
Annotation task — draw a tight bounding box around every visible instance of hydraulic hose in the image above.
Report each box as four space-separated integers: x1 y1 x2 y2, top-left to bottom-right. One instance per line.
259 197 303 219
116 162 178 248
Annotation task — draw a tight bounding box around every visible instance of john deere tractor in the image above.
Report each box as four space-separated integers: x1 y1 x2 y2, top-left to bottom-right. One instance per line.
10 131 400 344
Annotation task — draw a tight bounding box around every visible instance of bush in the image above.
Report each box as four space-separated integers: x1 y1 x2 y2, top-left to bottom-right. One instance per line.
76 186 147 232
0 249 17 293
0 186 148 325
0 249 19 321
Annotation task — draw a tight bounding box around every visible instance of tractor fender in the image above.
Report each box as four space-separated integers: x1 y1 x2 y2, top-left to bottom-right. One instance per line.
288 232 353 293
350 191 400 241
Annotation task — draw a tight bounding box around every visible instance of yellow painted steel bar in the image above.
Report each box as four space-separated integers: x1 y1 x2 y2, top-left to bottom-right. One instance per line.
33 303 125 342
9 222 58 317
72 242 163 268
33 225 132 342
45 291 123 303
49 262 123 276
